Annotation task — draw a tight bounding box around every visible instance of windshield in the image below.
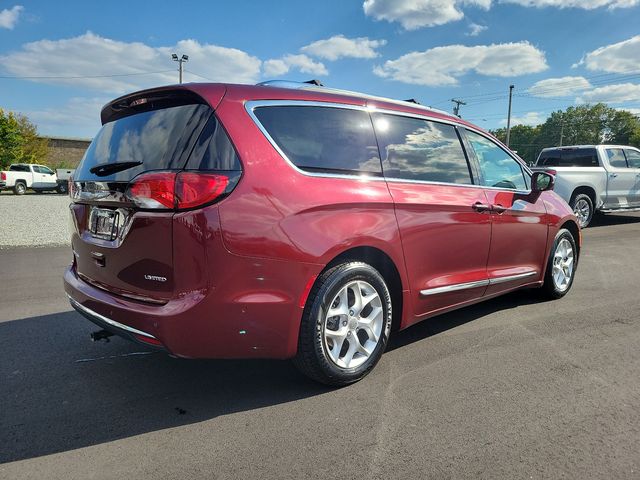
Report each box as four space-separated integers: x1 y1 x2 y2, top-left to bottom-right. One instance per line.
75 104 211 182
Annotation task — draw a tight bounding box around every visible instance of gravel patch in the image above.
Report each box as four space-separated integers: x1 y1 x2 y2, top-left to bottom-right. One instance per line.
0 191 72 248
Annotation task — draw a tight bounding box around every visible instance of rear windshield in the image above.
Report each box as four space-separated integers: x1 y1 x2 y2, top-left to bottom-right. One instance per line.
75 104 211 182
537 148 599 167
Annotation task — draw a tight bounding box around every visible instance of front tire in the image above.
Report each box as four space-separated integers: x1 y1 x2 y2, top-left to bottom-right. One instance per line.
571 193 593 228
540 228 578 299
293 262 393 386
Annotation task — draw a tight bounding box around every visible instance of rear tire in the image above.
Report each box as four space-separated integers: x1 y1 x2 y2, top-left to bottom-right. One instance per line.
293 262 393 386
57 183 68 194
570 193 593 228
13 182 26 195
540 228 578 299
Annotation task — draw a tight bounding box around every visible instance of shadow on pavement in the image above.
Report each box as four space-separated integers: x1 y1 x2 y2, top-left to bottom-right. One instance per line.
1 289 545 464
588 212 640 228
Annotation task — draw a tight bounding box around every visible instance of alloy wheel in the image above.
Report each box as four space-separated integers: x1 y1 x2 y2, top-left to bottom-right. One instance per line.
552 238 574 292
322 280 383 369
573 199 591 228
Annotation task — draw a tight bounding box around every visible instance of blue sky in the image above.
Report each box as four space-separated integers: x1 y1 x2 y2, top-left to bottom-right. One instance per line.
1 0 639 138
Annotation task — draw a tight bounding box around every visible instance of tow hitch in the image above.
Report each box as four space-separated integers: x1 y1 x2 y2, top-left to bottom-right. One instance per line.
90 329 114 342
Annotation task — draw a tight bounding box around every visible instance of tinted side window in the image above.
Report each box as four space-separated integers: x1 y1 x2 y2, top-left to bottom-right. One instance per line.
9 164 30 172
563 149 599 167
372 113 471 184
624 149 640 168
186 116 241 171
32 166 43 173
606 148 628 168
466 130 527 190
253 106 381 175
537 150 562 166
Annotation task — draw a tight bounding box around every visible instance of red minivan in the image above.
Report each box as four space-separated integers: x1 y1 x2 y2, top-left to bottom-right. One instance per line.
64 81 580 385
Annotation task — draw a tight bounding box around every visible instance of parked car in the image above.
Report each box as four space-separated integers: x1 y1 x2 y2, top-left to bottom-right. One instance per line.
533 145 640 227
64 81 580 385
0 163 61 194
55 168 75 194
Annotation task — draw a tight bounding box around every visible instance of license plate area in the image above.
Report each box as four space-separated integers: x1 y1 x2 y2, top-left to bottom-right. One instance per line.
89 207 119 241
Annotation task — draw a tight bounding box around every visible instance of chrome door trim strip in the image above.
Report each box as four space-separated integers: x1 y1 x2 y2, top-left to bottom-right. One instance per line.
420 279 489 296
68 295 157 339
488 270 538 285
420 271 538 296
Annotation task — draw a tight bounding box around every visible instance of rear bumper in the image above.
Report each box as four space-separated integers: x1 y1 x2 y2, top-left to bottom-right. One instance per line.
64 251 322 359
68 295 167 351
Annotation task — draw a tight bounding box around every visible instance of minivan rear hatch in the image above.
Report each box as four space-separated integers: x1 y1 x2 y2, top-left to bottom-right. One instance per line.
69 86 231 303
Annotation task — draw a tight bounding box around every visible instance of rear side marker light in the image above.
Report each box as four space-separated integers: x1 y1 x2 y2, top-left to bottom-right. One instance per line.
134 334 164 346
126 171 233 210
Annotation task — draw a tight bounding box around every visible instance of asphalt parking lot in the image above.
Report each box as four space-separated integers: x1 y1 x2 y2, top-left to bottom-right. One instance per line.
1 213 639 480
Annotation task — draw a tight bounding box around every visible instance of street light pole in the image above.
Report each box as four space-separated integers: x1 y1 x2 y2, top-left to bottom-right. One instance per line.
505 84 515 148
171 53 189 84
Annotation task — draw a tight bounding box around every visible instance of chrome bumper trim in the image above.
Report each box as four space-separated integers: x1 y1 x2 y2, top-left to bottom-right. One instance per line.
67 295 157 339
420 271 538 296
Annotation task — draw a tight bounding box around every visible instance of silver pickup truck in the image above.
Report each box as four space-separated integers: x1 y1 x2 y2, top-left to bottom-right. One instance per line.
533 145 640 227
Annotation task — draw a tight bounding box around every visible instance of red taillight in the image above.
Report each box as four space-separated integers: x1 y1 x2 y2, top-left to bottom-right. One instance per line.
176 173 229 209
128 172 176 209
126 171 232 210
1 172 6 181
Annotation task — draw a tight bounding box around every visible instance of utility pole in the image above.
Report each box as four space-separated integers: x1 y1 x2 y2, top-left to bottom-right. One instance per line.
559 114 564 146
171 53 189 83
505 84 515 148
451 98 466 118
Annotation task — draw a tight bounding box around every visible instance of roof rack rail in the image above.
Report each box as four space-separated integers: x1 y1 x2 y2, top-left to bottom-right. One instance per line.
303 79 324 86
404 98 420 104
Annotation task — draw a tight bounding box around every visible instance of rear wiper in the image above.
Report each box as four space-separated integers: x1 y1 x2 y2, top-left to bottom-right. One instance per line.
90 161 142 177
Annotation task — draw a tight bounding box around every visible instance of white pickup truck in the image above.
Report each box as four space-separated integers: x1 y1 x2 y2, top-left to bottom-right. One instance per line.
533 145 640 227
0 163 63 195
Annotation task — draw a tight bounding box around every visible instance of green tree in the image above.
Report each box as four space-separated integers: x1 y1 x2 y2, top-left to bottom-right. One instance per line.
491 104 640 164
491 124 540 165
0 109 49 170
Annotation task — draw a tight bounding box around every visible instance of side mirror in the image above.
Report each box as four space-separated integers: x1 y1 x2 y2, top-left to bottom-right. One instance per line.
531 171 554 193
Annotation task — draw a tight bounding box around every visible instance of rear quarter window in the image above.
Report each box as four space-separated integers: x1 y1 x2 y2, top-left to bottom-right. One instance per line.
253 106 382 176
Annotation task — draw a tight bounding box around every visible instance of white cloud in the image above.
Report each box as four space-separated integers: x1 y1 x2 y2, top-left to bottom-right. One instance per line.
578 35 640 73
263 54 328 77
0 32 262 93
527 76 592 97
466 23 487 36
301 35 386 61
363 0 489 30
577 83 640 104
500 111 545 126
0 5 23 29
363 0 637 30
374 42 547 86
503 0 638 8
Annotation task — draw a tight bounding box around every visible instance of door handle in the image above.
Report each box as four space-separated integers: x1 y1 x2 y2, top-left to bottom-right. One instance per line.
492 204 507 214
472 202 491 213
610 173 618 178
